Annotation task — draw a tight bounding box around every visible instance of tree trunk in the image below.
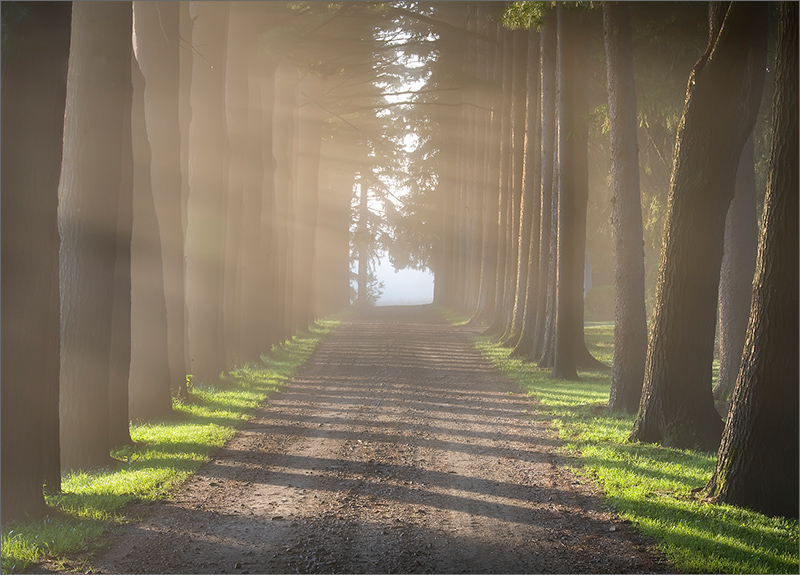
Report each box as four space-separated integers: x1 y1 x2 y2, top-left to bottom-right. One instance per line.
714 136 758 402
108 40 134 451
178 1 193 387
704 2 798 517
129 51 173 422
1 0 72 519
630 2 767 451
133 1 186 396
59 1 131 471
185 0 230 384
604 1 648 413
552 5 584 381
511 28 542 357
531 9 556 363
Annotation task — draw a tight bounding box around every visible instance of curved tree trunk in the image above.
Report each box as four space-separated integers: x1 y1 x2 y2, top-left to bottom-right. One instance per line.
704 2 798 517
713 136 758 403
1 1 72 519
59 1 132 472
603 1 648 413
630 2 767 451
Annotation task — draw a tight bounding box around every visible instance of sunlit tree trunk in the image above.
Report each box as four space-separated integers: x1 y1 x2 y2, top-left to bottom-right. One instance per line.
485 29 514 336
509 28 541 355
129 51 172 422
713 136 758 403
178 1 193 383
631 2 767 451
185 0 229 384
293 73 325 330
273 61 299 336
604 1 647 412
108 47 134 450
531 9 556 363
1 1 72 519
133 1 186 395
471 20 502 325
704 2 798 516
59 1 131 471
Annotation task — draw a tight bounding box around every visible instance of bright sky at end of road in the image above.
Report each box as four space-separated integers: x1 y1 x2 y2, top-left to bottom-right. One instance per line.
375 255 434 306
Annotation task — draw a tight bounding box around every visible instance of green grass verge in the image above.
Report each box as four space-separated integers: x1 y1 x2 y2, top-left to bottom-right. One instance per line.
0 318 339 574
476 323 799 574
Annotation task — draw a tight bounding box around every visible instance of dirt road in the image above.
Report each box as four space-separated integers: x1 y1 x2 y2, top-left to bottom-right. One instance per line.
90 305 671 574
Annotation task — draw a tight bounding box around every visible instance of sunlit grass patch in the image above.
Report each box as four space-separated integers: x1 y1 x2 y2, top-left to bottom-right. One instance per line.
0 318 339 573
476 330 799 574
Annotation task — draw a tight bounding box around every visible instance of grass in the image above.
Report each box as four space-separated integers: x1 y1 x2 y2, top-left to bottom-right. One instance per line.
476 322 799 574
0 318 339 574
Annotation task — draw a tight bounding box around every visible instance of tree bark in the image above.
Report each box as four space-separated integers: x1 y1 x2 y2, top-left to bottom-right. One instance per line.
185 0 230 384
603 1 648 413
58 1 131 471
129 50 173 422
704 1 798 517
531 9 556 363
133 1 187 395
1 0 72 519
713 136 758 402
630 2 767 451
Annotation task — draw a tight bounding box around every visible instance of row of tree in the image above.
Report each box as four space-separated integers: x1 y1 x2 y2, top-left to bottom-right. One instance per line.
1 0 425 523
421 1 797 519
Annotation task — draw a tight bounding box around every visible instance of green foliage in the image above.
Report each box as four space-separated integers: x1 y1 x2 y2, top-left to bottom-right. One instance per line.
0 320 338 573
475 324 799 575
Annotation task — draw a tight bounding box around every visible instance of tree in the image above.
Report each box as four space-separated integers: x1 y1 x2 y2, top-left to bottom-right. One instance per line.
713 136 759 404
58 1 132 472
184 0 230 385
1 0 72 520
703 0 798 519
603 1 647 413
128 49 173 422
630 2 768 451
133 0 187 396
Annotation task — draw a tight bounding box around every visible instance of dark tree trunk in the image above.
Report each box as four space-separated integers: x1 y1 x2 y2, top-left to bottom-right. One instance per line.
704 2 798 518
603 1 648 413
59 1 131 471
129 51 173 422
630 2 768 451
185 0 230 384
714 136 758 402
552 5 585 381
1 0 72 519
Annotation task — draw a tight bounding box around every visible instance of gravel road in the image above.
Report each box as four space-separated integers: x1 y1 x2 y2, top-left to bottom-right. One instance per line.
88 305 672 574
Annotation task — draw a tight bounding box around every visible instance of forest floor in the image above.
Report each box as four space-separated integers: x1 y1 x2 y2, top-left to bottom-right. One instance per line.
83 305 673 574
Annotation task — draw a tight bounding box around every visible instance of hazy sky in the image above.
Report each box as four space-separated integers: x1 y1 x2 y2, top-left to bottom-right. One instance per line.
374 255 434 306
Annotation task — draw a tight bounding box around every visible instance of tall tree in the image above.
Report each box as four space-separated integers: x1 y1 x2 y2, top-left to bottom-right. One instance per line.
713 136 759 403
1 1 72 519
630 2 768 451
703 1 798 519
603 1 647 413
184 0 230 385
128 50 173 422
58 1 132 472
133 0 187 396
